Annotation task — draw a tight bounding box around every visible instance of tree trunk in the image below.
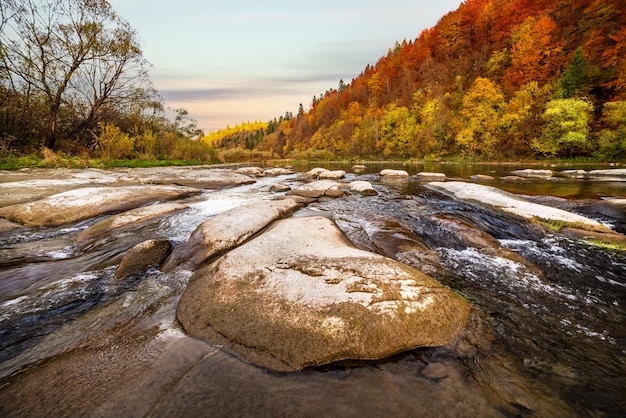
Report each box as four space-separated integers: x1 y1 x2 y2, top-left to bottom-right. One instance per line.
44 110 57 150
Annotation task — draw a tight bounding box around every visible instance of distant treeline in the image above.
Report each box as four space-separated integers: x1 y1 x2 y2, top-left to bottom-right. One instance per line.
206 0 626 161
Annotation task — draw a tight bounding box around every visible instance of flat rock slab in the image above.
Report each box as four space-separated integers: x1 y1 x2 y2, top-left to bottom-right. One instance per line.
427 181 610 232
177 216 470 372
0 185 199 227
119 168 256 189
74 203 189 244
165 198 301 271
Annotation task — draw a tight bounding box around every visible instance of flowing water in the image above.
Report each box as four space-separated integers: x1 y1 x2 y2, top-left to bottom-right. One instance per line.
0 164 625 417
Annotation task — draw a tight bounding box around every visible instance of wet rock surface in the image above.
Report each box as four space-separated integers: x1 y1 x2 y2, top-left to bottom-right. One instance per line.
0 185 199 227
0 164 625 417
164 198 301 271
177 216 470 372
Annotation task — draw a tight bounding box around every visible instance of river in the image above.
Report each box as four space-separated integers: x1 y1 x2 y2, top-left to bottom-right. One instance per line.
0 162 624 417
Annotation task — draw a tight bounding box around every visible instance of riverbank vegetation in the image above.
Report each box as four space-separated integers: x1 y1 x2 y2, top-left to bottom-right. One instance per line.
1 0 625 169
0 0 216 166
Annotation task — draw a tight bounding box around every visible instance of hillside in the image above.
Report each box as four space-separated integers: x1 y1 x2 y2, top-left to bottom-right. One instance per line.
207 0 626 161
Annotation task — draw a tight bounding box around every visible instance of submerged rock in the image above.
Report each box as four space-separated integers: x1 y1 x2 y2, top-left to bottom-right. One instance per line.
177 216 470 372
0 185 199 227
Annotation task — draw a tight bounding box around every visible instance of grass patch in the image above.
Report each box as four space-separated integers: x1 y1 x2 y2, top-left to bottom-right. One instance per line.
539 219 566 232
579 238 626 251
0 154 215 171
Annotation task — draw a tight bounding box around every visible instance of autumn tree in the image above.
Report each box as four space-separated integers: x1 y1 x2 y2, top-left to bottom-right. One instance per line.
596 101 626 160
0 0 152 150
533 98 594 157
455 77 505 157
503 15 564 92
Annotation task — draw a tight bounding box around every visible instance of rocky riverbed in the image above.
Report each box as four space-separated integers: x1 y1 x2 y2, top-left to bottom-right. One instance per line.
0 163 625 417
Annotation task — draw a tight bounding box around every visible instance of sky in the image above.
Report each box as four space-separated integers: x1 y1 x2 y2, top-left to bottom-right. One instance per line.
108 0 462 133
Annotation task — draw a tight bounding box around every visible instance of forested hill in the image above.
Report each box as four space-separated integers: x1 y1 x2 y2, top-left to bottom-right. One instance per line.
207 0 626 161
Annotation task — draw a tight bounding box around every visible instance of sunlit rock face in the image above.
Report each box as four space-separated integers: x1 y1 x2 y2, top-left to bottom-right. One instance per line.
0 185 199 227
427 181 610 232
163 198 301 271
177 216 470 372
287 180 344 198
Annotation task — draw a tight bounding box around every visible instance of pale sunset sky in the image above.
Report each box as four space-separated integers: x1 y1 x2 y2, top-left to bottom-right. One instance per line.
108 1 462 133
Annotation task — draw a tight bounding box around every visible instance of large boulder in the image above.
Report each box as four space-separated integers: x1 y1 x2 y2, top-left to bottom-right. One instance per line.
164 198 301 271
0 185 199 227
177 216 470 372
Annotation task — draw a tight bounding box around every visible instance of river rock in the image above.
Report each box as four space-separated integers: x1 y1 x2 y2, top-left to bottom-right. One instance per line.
380 169 409 178
416 172 446 181
318 170 346 180
121 167 256 189
0 185 200 227
427 181 610 233
287 180 344 198
264 167 294 176
114 239 172 280
352 165 367 174
588 169 626 179
270 182 292 193
235 167 265 177
511 169 553 178
164 198 301 271
335 215 440 274
559 170 587 179
470 174 495 182
305 167 329 178
177 216 470 372
74 203 188 244
349 181 377 196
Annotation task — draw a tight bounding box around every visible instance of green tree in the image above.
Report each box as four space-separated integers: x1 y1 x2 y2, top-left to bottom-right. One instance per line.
533 98 594 157
558 47 590 98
